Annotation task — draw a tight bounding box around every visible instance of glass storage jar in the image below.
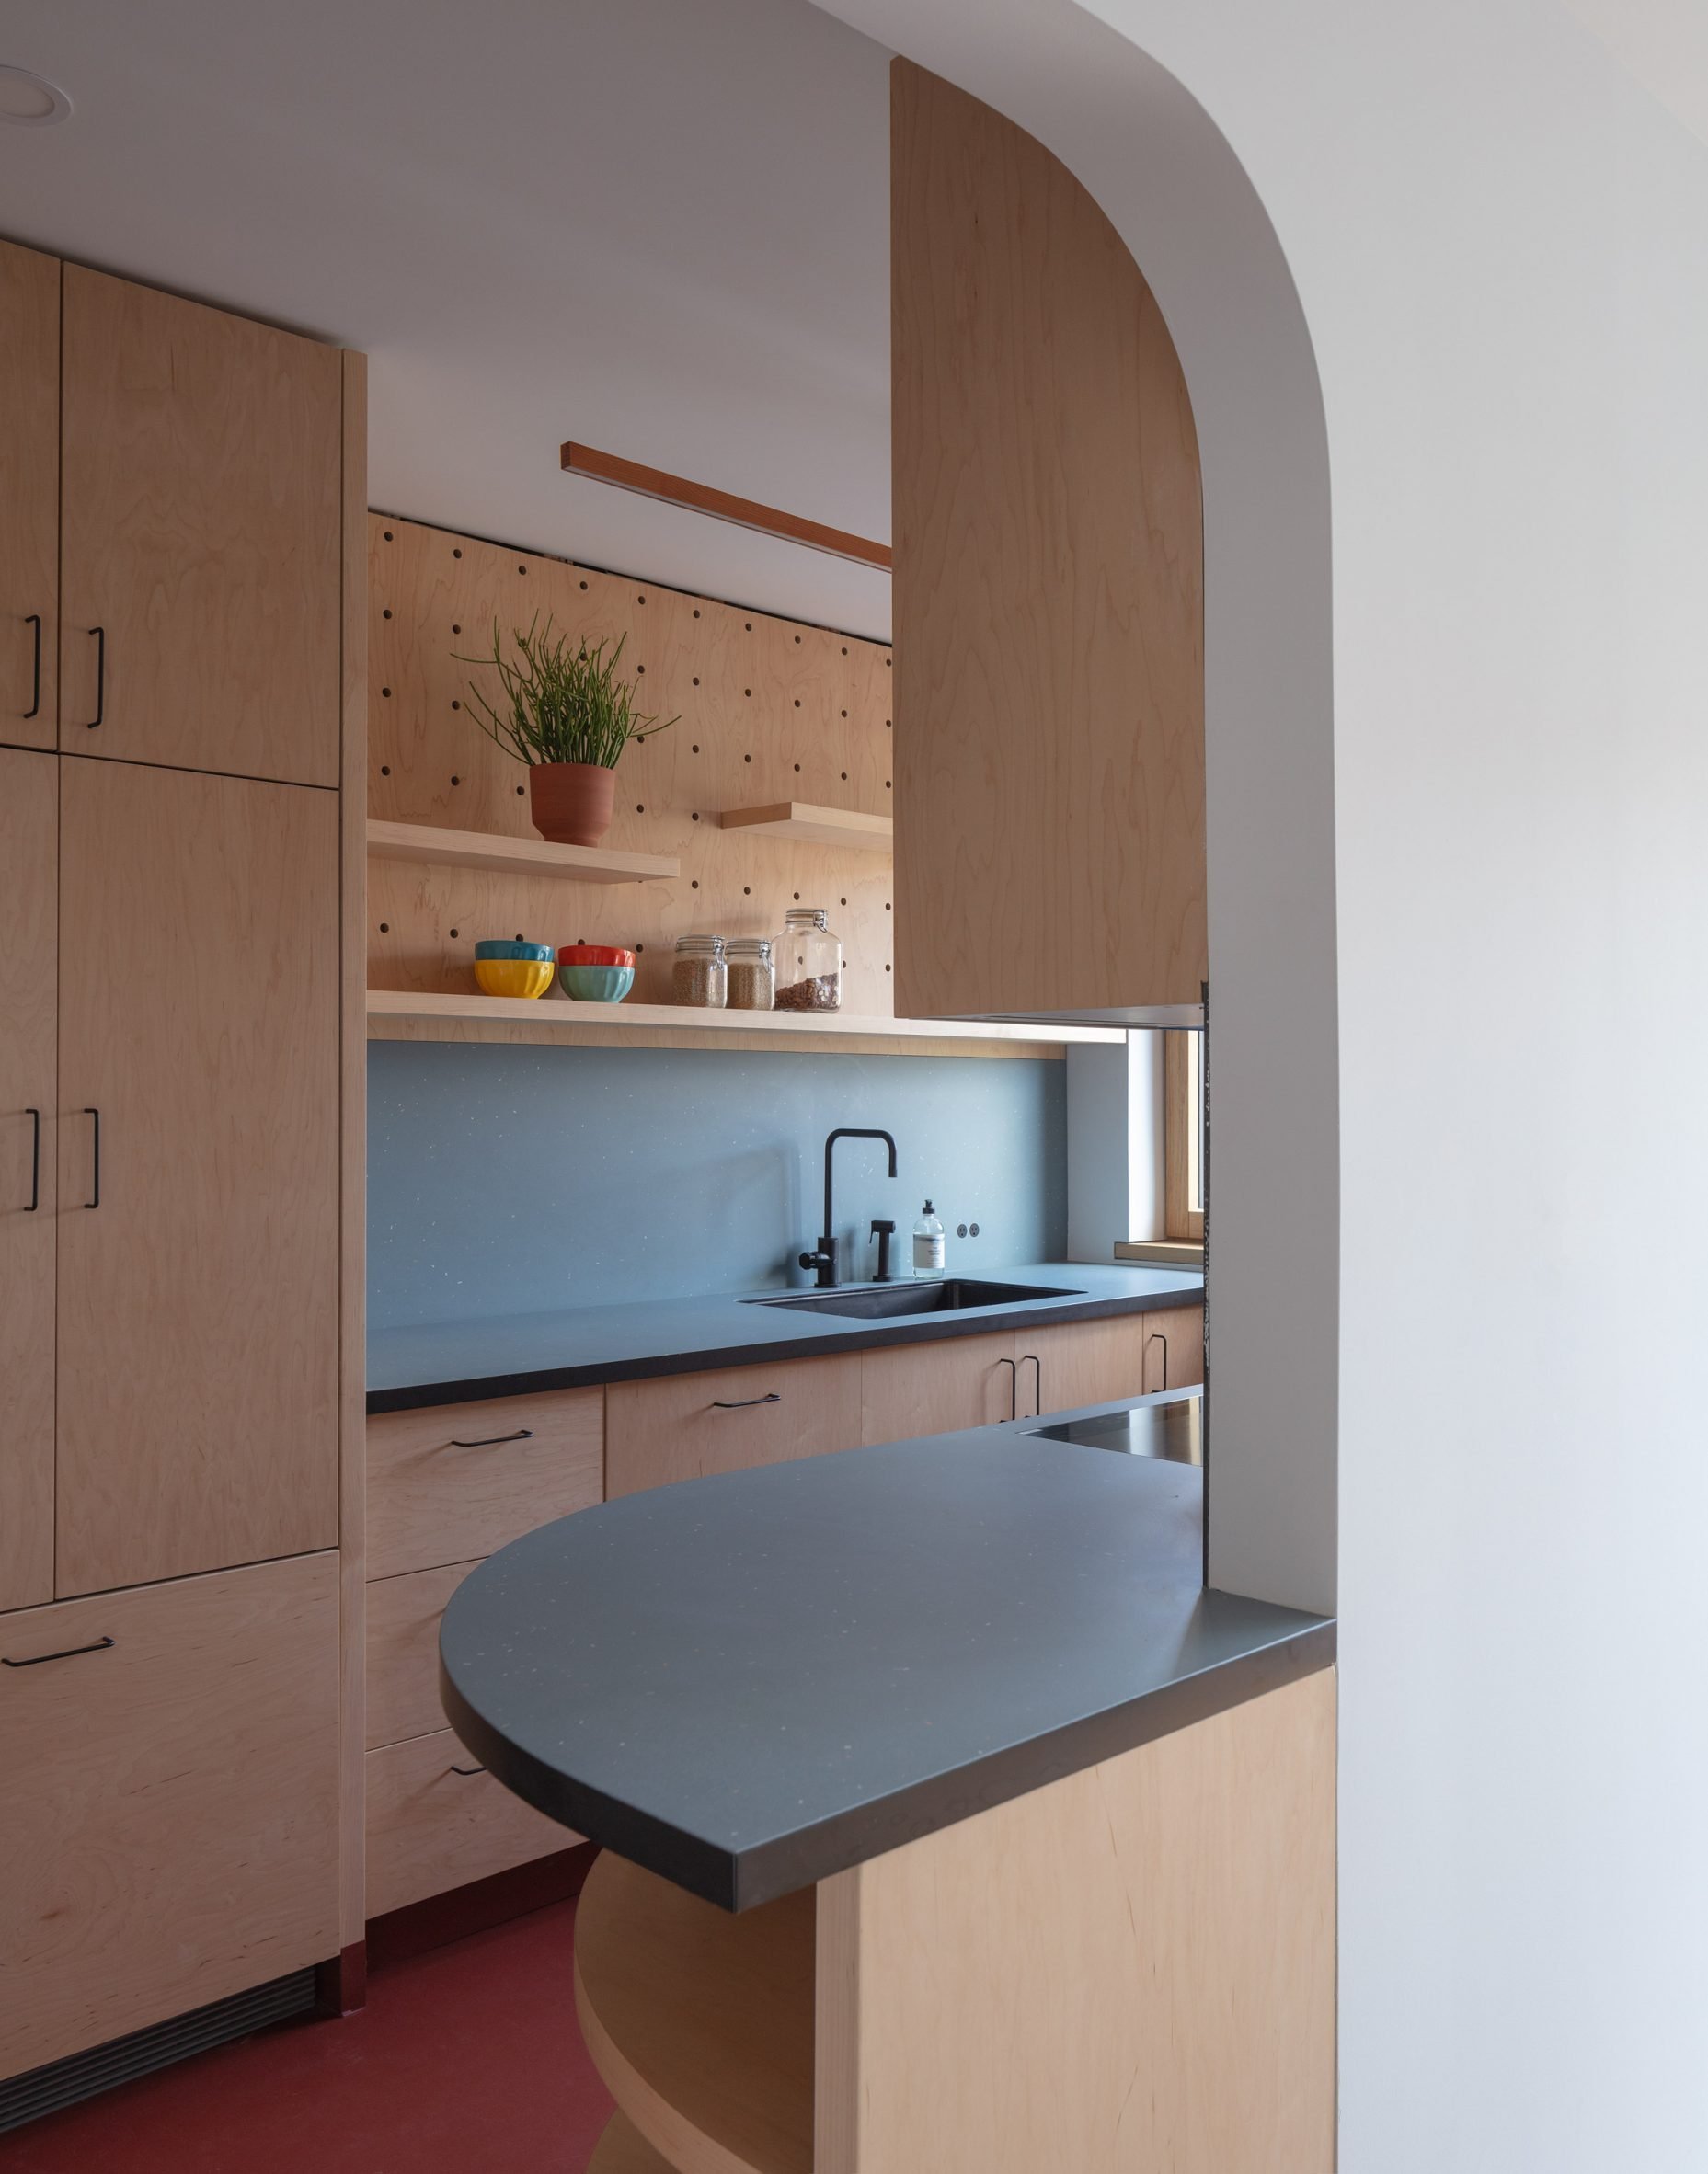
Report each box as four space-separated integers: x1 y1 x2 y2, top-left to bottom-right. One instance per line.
774 907 843 1012
726 936 775 1012
672 933 727 1008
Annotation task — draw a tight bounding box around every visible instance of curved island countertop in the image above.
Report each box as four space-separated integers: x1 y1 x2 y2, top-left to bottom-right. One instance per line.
440 1398 1333 1910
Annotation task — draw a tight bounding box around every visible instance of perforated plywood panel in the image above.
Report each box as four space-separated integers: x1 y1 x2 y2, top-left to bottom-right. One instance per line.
368 517 897 1013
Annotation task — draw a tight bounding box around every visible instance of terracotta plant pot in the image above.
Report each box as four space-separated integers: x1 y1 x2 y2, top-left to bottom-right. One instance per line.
529 761 616 848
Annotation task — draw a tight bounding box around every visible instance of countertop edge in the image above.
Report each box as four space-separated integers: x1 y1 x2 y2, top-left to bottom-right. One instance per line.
369 1284 1200 1413
440 1617 1335 1914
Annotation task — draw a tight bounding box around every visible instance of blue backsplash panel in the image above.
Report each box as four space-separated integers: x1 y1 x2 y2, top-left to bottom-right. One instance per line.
368 1042 1068 1329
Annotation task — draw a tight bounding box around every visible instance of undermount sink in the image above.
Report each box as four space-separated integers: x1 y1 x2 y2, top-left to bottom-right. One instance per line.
749 1278 1083 1321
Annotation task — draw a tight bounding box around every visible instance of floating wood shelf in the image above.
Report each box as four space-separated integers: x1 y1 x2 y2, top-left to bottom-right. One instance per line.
367 988 1124 1059
717 802 893 852
573 1849 815 2174
367 818 679 885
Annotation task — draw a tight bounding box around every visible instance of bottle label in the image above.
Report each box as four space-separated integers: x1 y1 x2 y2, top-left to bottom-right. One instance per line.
913 1233 946 1275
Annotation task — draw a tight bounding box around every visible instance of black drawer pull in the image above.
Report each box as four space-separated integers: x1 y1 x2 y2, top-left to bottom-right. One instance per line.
25 1108 40 1211
450 1762 486 1777
1144 1331 1170 1392
3 1634 115 1669
448 1426 533 1448
1020 1352 1041 1414
711 1391 781 1410
23 613 41 719
997 1355 1017 1420
84 1107 100 1207
86 625 105 729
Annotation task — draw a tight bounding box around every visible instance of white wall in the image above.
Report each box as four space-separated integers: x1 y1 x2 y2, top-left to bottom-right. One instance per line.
1065 1035 1163 1258
824 2 1708 2165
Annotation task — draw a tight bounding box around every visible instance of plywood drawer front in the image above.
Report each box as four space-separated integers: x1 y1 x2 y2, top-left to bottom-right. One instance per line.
1137 1305 1205 1395
861 1331 1017 1445
605 1353 864 1500
0 1551 339 2080
366 1387 603 1581
365 1728 575 1919
367 1559 482 1750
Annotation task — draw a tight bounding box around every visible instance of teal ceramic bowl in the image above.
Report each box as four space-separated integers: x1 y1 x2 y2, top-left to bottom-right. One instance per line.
559 963 636 1003
476 938 554 963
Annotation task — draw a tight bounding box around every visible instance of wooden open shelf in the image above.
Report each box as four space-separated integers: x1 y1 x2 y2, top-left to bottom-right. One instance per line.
367 818 679 885
367 988 1124 1059
717 802 892 852
574 1849 814 2174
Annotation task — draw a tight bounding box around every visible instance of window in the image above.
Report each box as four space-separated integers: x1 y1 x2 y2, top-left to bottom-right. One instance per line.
1163 1031 1204 1242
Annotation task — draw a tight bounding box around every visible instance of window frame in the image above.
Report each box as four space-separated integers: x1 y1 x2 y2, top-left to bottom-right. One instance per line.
1163 1030 1205 1243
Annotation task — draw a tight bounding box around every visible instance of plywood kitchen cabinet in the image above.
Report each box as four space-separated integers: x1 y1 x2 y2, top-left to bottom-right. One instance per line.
606 1356 865 1499
0 239 57 753
367 1559 484 1751
54 757 341 1596
0 237 366 2087
860 1331 1019 1442
1020 1308 1203 1419
0 748 57 1613
0 1551 340 2078
59 265 342 784
890 61 1206 1024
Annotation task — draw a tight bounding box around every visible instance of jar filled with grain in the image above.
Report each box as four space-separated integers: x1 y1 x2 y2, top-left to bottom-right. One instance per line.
672 933 727 1008
774 907 843 1012
726 936 775 1012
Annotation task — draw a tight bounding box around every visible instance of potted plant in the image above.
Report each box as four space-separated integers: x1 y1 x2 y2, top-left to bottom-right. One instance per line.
456 615 676 847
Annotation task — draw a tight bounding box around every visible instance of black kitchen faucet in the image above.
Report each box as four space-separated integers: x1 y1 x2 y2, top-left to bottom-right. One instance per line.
799 1128 899 1288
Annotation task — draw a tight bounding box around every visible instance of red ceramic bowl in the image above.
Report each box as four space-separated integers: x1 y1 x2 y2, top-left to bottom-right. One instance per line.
556 944 636 968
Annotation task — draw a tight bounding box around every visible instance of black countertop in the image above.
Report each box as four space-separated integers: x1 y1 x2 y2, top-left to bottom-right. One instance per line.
367 1261 1203 1413
439 1394 1333 1911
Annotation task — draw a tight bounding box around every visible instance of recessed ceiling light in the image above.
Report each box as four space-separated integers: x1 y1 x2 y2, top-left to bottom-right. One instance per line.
0 65 73 127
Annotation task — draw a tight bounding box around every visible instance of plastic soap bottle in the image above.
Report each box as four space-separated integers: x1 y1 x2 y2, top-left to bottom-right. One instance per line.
912 1200 946 1278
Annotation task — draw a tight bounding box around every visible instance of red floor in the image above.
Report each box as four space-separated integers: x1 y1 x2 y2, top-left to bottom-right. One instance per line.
5 1900 615 2174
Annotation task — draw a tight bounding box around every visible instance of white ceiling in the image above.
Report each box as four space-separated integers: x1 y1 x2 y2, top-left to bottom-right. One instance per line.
0 0 895 638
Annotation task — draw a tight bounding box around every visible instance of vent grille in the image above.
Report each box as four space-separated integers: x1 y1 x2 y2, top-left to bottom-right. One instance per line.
0 1969 316 2134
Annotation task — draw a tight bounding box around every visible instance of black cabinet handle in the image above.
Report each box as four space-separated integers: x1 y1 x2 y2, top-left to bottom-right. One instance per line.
1144 1331 1170 1393
997 1355 1017 1420
450 1763 485 1777
84 1107 100 1207
447 1426 533 1448
711 1391 781 1410
1020 1352 1041 1416
86 626 105 729
3 1634 114 1669
23 613 41 719
24 1108 40 1211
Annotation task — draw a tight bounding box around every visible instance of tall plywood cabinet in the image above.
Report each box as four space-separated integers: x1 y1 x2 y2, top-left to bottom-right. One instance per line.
889 62 1207 1024
0 236 364 2086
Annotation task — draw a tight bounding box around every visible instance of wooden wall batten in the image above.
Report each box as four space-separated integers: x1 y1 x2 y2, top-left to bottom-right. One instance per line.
889 60 1207 1021
368 516 899 1013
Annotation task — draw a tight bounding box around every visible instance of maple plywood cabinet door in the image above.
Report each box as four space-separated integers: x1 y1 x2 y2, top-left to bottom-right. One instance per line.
54 758 340 1596
0 1551 340 2081
59 265 341 784
0 749 57 1611
0 239 58 752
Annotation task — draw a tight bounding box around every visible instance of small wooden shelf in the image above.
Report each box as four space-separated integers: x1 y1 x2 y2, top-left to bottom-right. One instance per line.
574 1849 814 2174
717 802 892 852
367 818 679 885
367 988 1125 1059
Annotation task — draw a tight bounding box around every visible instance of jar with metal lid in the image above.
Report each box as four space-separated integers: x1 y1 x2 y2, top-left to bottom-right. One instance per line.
726 936 775 1012
774 907 843 1012
672 933 727 1008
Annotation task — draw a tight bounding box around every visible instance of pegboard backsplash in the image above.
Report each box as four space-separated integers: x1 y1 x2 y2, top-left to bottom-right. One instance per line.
367 515 898 1012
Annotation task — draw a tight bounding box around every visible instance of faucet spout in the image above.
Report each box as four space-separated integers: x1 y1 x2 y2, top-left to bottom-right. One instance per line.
806 1127 899 1288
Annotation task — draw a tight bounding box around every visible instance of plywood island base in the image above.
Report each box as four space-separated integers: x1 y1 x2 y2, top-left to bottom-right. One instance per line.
574 1669 1335 2174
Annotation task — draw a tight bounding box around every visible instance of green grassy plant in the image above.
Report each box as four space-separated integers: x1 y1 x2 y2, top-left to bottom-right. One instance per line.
454 615 677 768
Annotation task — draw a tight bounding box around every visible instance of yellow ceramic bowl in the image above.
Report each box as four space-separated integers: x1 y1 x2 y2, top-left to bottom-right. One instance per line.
475 958 556 1000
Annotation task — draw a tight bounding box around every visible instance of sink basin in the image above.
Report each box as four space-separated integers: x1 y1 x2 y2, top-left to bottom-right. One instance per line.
749 1277 1083 1320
